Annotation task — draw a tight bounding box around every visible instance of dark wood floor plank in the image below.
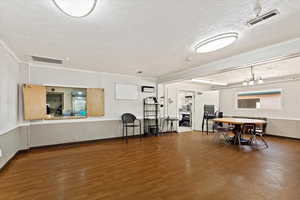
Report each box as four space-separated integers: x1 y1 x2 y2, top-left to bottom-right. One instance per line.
1 132 300 200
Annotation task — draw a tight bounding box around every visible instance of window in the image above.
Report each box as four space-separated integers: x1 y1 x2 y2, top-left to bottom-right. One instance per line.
237 90 282 110
23 84 105 120
46 86 87 117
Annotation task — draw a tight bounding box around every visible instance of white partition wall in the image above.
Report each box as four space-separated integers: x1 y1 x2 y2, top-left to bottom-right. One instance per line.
0 43 24 169
164 82 212 131
195 91 219 131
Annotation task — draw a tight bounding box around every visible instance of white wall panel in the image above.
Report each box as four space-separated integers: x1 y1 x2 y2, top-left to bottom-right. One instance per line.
165 82 212 130
219 80 300 138
28 65 156 120
195 91 219 131
219 80 300 119
115 83 138 100
0 45 19 135
0 44 24 169
0 128 20 169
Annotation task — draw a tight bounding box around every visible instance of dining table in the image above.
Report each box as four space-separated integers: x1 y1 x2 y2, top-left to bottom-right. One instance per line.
213 118 266 145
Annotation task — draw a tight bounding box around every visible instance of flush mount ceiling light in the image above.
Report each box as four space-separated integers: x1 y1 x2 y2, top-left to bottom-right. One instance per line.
194 32 238 53
53 0 98 18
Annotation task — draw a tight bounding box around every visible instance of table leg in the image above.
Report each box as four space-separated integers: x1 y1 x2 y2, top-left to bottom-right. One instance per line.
233 124 250 145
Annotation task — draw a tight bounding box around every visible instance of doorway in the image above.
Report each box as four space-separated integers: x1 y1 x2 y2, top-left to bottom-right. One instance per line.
177 91 195 132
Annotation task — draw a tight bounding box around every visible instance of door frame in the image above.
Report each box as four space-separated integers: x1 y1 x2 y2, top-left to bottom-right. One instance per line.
177 90 196 132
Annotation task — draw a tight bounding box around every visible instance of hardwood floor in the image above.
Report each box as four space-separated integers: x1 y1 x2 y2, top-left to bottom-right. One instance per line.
1 132 300 200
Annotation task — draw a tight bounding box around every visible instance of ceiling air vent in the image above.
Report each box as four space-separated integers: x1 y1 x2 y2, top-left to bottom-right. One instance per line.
31 56 63 64
247 9 280 26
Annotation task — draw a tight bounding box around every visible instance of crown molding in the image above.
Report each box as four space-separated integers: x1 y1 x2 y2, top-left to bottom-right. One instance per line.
0 39 21 63
28 62 103 74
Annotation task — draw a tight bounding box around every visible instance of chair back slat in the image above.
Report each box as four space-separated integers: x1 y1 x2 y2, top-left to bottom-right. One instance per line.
122 113 136 123
242 123 256 134
204 105 215 115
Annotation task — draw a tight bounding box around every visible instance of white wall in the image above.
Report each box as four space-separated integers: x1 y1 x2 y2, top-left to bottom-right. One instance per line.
1 45 157 168
219 80 300 119
0 45 19 135
195 90 219 131
27 64 156 120
164 82 211 117
157 84 165 118
219 80 300 138
101 72 155 119
163 82 214 131
9 64 156 148
0 43 23 169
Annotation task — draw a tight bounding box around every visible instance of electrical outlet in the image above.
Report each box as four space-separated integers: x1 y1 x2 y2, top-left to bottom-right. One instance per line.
0 149 2 158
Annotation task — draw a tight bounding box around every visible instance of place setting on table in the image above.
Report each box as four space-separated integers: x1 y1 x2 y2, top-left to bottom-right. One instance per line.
212 117 268 148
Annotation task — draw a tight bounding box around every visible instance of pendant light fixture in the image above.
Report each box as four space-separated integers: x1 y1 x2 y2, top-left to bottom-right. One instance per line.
53 0 98 18
258 77 264 84
194 32 238 53
242 66 264 86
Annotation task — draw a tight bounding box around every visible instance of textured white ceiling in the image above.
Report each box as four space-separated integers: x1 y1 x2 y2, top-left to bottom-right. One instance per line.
0 0 300 77
195 56 300 84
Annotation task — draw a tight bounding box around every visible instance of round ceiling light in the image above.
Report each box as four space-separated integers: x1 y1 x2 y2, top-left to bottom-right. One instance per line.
195 32 238 53
53 0 98 18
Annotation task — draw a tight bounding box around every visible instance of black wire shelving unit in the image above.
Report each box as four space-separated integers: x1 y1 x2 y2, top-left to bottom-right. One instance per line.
143 97 160 136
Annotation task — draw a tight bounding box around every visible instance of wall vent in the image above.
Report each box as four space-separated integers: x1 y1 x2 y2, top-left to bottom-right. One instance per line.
247 9 280 26
31 56 63 64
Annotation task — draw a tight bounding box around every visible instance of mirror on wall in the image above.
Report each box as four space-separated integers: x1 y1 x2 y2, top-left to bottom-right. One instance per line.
46 86 87 117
